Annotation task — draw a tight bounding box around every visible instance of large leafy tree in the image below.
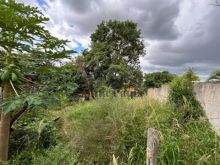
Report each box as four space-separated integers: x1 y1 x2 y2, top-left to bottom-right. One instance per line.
0 0 73 161
83 20 145 90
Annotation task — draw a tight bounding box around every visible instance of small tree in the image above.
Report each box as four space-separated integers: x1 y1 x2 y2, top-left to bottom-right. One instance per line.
0 0 73 161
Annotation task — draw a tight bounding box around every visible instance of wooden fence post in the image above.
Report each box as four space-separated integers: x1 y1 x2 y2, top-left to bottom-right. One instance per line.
146 128 159 165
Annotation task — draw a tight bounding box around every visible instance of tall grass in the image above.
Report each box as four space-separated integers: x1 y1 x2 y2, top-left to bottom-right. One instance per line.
62 96 220 164
7 95 220 164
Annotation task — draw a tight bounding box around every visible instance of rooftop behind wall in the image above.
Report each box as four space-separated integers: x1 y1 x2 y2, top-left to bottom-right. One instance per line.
147 82 220 134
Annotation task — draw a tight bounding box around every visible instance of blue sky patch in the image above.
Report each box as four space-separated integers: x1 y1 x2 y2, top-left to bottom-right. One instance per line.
37 0 48 10
73 43 85 53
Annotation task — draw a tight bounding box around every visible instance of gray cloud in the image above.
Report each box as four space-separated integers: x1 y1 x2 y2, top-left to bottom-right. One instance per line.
144 1 220 79
47 0 181 39
136 0 180 40
16 0 220 80
63 0 94 13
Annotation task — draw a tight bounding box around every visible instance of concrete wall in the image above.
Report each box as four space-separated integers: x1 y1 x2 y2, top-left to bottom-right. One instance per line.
147 82 220 133
194 82 220 133
147 84 169 102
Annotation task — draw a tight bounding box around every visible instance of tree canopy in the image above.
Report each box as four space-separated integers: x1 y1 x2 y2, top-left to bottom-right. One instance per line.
37 61 88 101
143 71 175 89
83 20 145 90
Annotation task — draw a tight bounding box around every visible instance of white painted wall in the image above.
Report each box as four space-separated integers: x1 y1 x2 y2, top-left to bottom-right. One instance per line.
147 82 220 133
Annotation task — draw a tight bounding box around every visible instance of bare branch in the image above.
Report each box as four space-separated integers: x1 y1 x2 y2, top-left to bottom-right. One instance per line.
9 80 19 97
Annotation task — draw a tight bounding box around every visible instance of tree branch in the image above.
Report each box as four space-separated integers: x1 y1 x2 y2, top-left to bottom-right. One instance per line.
10 102 28 127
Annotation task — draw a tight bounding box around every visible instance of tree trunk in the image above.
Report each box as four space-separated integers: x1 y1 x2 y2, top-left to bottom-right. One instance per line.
0 82 12 162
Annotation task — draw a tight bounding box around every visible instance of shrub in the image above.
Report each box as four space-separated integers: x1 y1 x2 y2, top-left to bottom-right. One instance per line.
8 110 60 165
32 144 77 165
168 70 203 119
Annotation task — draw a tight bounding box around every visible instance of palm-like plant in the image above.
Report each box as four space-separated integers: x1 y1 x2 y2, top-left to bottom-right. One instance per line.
207 69 220 81
0 0 74 161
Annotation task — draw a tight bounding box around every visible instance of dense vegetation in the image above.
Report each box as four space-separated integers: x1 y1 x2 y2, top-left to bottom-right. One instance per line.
7 96 220 164
1 1 220 165
63 96 220 164
0 1 145 161
82 20 145 92
143 71 175 89
0 0 74 161
169 70 203 119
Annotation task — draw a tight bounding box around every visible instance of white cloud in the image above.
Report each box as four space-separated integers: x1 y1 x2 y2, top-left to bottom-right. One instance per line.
16 0 220 80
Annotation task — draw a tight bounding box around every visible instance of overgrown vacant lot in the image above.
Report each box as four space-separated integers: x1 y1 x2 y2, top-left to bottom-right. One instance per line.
8 96 220 164
57 96 220 165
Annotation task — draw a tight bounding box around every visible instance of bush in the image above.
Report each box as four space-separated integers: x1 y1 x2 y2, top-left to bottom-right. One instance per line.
168 70 203 119
8 110 60 165
8 144 76 165
32 144 77 165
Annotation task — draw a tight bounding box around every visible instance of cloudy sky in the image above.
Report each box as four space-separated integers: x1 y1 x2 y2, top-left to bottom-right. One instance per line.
17 0 220 80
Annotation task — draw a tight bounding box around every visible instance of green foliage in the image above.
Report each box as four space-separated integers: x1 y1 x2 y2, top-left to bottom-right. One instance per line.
31 144 77 165
0 0 74 90
168 70 203 119
83 20 145 90
1 1 219 164
92 79 109 94
0 64 22 83
8 107 79 165
0 0 76 120
6 96 220 164
143 71 175 89
183 68 200 81
0 93 60 113
208 69 220 81
65 97 155 164
63 96 220 164
37 62 86 101
7 110 60 165
159 117 220 165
